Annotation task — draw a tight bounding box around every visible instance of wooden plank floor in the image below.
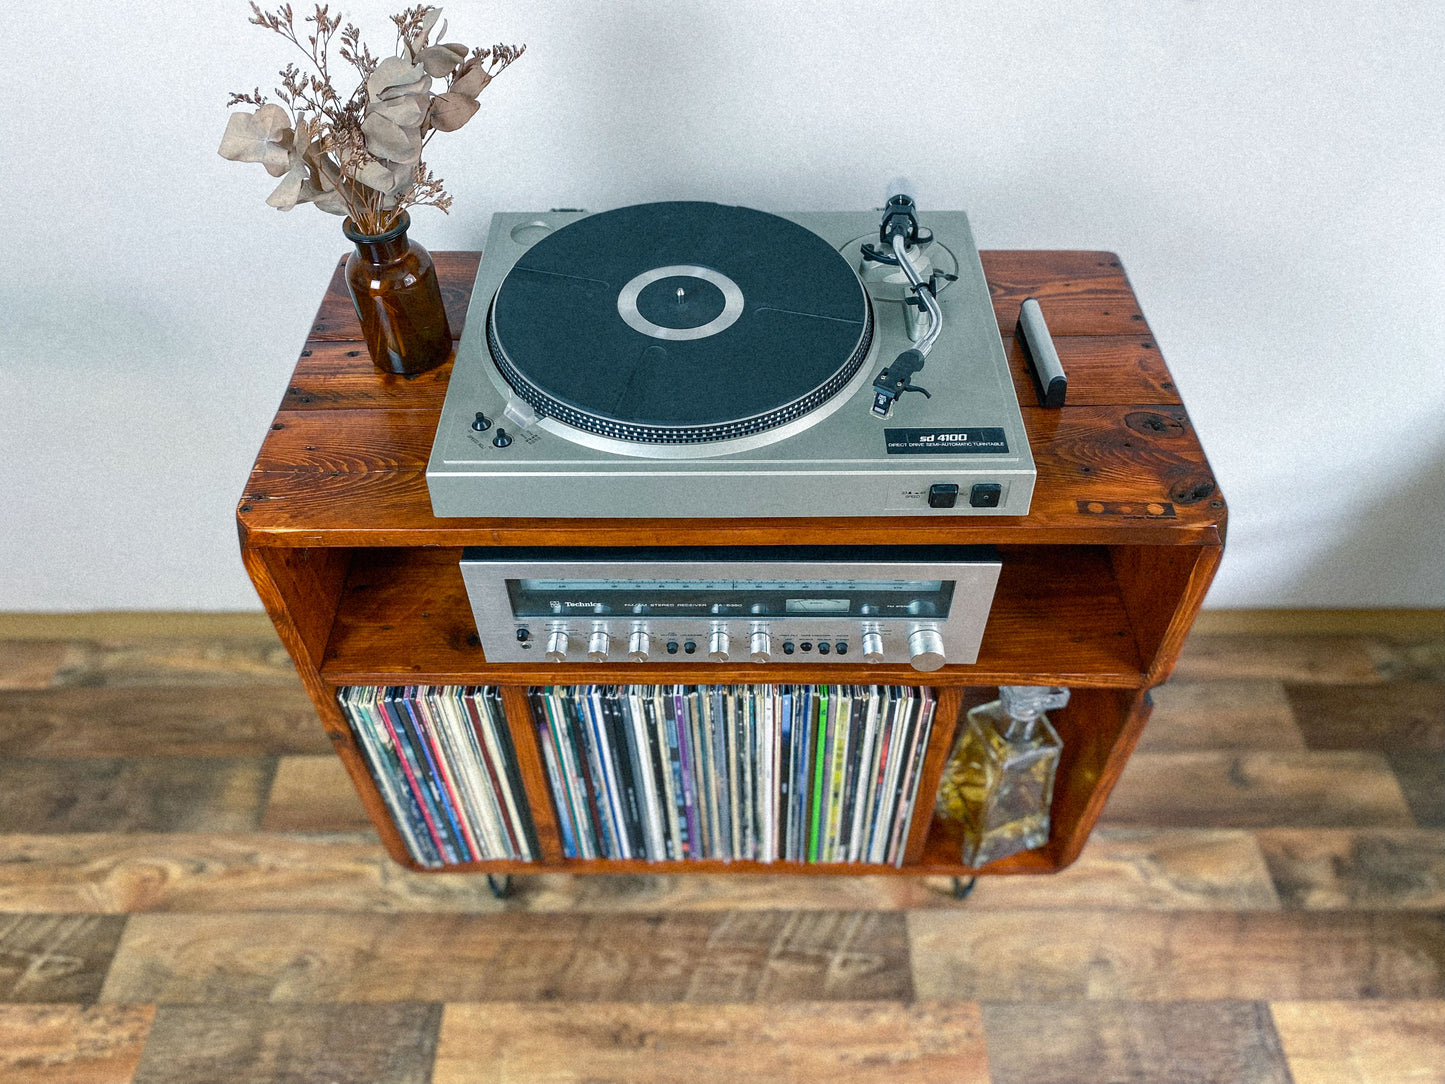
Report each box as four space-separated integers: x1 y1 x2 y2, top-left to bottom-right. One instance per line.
0 618 1440 1083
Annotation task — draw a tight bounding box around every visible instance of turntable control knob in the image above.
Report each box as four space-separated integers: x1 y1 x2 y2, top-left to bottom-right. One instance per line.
907 627 946 672
750 629 771 663
628 629 650 663
545 629 569 663
862 630 885 664
708 626 730 662
471 412 492 432
587 629 610 662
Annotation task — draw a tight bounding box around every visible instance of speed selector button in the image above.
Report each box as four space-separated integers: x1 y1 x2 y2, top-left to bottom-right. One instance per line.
907 627 946 672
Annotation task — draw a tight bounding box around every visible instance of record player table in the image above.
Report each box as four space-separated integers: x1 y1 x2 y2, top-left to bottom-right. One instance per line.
238 249 1225 877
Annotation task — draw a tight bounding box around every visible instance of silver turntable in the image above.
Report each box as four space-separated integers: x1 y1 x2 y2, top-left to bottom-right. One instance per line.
427 200 1035 517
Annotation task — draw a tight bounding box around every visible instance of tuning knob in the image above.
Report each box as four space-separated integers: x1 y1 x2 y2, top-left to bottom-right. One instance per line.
708 625 730 662
545 629 569 663
628 629 650 663
908 627 946 672
862 629 885 663
587 628 610 662
750 628 771 663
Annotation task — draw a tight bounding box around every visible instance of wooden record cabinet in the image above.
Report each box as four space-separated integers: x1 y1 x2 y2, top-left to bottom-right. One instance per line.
238 249 1225 877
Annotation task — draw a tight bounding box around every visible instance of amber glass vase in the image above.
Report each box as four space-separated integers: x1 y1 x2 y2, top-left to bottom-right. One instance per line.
343 212 452 375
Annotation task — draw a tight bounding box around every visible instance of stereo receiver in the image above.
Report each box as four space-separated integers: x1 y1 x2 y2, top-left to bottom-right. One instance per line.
459 545 1001 671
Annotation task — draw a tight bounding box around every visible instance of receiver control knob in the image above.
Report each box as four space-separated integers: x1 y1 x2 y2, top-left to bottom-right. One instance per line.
545 629 569 663
628 629 650 663
587 628 610 662
708 626 730 662
750 629 771 663
862 630 885 664
908 627 946 672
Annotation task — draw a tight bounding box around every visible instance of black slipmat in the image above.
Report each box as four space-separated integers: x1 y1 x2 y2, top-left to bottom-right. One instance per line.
488 201 874 444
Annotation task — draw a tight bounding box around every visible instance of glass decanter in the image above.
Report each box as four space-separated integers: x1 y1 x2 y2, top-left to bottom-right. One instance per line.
936 685 1069 867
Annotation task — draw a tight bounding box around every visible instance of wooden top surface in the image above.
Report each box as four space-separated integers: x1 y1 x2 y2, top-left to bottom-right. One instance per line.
238 250 1225 548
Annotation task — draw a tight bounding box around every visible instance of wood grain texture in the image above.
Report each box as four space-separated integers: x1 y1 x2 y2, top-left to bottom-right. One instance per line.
0 641 67 689
1286 682 1445 751
0 687 329 758
980 1000 1292 1084
434 1002 990 1084
0 913 128 1002
1389 750 1445 828
0 759 275 833
1173 634 1383 684
260 755 374 832
1256 828 1445 910
0 834 515 915
1136 680 1305 751
1003 334 1181 407
1101 750 1415 828
101 910 911 1004
909 910 1445 1000
0 1003 154 1084
50 637 296 688
1271 1000 1445 1084
132 1002 440 1084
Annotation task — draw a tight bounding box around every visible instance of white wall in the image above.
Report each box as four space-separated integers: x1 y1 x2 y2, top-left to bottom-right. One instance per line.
1 0 1441 610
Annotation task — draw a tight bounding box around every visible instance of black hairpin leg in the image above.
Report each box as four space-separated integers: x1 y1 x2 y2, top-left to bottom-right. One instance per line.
486 874 512 900
951 876 977 901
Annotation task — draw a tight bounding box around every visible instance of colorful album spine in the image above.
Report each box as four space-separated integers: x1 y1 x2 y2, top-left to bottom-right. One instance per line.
338 686 537 867
523 685 938 868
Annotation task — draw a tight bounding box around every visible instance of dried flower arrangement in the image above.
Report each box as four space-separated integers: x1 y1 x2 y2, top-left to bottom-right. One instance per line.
220 3 522 236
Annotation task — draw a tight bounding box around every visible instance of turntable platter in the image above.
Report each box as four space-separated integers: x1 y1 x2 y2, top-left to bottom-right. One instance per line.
487 201 873 444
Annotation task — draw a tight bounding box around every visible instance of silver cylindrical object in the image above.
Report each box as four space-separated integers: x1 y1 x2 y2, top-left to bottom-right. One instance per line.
545 629 569 663
750 629 771 663
862 629 885 664
908 627 946 672
709 625 730 662
628 629 650 663
588 627 610 662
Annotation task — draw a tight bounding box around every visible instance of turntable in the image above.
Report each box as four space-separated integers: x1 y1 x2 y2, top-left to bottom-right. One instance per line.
426 198 1036 517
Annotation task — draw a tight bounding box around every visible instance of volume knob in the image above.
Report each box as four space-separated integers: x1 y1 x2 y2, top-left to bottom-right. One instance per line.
907 627 946 672
628 629 650 663
750 629 771 663
862 630 885 664
545 629 569 663
588 628 610 662
709 626 730 662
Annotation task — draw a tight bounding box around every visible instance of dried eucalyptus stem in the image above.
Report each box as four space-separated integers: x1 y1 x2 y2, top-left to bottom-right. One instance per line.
220 4 523 235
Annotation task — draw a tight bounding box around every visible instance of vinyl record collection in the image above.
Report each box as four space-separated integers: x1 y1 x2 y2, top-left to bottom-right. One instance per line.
530 684 938 866
337 686 537 868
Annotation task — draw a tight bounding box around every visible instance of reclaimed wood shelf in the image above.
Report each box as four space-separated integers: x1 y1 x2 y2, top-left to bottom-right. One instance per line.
239 248 1225 878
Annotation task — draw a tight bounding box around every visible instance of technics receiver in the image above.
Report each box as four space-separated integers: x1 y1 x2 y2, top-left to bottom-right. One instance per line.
459 545 1002 671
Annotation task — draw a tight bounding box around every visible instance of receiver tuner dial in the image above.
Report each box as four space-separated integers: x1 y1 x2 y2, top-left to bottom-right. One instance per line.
862 630 885 664
545 629 569 663
750 629 771 663
587 628 610 662
908 627 946 672
709 625 730 662
628 629 650 663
